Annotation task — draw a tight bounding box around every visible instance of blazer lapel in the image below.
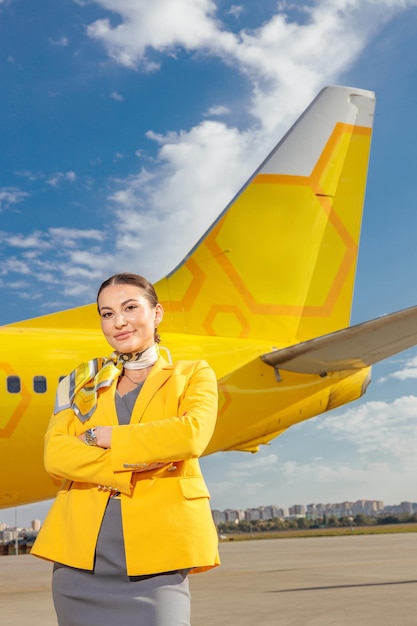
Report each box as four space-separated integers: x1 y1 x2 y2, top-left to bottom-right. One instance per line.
95 382 119 426
130 356 173 424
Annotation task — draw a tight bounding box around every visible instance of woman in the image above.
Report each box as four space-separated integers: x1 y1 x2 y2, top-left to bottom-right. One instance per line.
32 272 220 626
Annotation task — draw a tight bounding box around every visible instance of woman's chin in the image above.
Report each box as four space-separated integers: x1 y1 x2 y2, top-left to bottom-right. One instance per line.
113 341 144 354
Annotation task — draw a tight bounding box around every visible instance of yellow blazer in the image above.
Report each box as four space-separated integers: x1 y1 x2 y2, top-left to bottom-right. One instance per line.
31 357 220 576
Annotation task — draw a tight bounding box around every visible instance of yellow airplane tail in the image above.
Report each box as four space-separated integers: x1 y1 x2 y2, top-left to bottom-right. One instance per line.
156 85 375 346
11 85 375 349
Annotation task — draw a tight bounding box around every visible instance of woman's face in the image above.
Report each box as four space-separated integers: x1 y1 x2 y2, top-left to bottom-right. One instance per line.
97 283 163 353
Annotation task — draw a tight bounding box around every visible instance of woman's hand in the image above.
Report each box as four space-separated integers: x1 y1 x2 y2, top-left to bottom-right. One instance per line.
78 426 113 449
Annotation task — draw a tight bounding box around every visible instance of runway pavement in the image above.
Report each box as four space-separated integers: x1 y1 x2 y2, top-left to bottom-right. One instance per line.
1 533 416 625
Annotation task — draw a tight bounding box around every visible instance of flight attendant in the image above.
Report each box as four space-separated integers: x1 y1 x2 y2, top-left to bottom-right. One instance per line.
32 272 220 626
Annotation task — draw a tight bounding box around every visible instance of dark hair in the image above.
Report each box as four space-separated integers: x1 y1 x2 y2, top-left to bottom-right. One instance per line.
97 272 161 343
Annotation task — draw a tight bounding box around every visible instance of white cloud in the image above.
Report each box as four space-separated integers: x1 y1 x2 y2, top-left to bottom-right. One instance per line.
47 171 77 187
7 233 51 249
110 91 124 101
271 457 414 506
2 229 104 254
379 354 417 382
317 395 417 459
0 227 109 306
106 120 262 281
66 250 110 272
4 280 30 290
48 227 105 244
15 170 45 182
49 36 69 47
63 283 97 297
86 1 415 129
0 257 32 276
227 5 245 19
0 187 29 210
203 104 231 116
87 0 228 70
229 453 278 478
280 459 390 484
35 272 59 285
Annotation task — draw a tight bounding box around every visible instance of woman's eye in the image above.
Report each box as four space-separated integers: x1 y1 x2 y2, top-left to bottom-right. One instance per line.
125 305 137 312
101 312 112 319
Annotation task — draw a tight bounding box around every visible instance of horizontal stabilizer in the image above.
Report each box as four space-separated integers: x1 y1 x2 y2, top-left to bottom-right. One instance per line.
261 304 417 374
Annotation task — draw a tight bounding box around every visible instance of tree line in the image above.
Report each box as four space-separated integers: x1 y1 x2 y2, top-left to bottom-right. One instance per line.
217 512 417 533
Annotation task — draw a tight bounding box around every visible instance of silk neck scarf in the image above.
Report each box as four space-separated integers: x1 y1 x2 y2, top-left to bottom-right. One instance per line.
54 345 159 422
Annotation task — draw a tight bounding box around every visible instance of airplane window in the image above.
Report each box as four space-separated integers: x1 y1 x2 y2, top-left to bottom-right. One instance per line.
7 376 21 394
33 376 47 393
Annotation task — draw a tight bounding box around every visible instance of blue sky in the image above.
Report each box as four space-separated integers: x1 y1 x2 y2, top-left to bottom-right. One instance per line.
2 0 417 527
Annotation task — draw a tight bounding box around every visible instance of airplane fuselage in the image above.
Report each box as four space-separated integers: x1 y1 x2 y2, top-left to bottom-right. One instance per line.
0 324 371 508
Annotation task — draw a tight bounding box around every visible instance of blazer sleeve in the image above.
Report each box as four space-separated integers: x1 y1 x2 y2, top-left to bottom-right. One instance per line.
44 407 133 494
110 360 218 472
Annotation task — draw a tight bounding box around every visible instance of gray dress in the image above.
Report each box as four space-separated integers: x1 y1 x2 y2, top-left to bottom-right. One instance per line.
52 385 191 626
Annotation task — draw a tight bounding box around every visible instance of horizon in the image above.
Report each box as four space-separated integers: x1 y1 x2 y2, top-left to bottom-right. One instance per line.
1 496 416 529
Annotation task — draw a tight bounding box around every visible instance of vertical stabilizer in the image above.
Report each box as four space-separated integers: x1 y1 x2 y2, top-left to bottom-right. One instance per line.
157 86 375 346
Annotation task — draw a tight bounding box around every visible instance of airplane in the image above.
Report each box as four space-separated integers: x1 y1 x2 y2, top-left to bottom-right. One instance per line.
2 84 417 511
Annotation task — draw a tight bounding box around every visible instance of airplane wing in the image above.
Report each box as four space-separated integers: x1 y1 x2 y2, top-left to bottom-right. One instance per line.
261 304 417 374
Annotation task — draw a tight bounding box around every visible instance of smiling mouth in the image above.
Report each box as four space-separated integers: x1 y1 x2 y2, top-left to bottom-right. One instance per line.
114 331 134 340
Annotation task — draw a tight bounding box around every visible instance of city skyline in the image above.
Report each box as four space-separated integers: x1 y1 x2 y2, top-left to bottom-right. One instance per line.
2 496 417 533
1 496 417 529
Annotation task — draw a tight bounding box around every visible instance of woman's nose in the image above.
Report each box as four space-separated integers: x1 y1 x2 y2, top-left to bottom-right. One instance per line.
114 314 127 328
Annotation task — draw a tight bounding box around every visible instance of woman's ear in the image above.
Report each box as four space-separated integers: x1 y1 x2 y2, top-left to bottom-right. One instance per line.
155 303 164 326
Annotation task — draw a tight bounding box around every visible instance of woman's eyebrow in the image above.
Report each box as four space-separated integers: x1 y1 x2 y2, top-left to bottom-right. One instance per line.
99 299 140 312
121 298 141 306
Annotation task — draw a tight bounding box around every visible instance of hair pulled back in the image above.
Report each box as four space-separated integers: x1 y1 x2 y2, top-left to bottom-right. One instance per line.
97 272 161 343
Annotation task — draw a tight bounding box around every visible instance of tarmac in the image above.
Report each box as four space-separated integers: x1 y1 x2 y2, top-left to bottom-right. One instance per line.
1 533 416 625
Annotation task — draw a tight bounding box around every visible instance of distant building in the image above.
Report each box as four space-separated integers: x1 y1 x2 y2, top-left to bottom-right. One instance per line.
263 505 286 519
288 504 305 517
31 519 41 531
211 510 225 525
399 502 413 514
306 503 317 517
245 508 262 521
224 509 245 523
1 530 18 542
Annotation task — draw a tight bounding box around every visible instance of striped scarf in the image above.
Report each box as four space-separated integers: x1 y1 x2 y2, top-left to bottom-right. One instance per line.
54 345 159 422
